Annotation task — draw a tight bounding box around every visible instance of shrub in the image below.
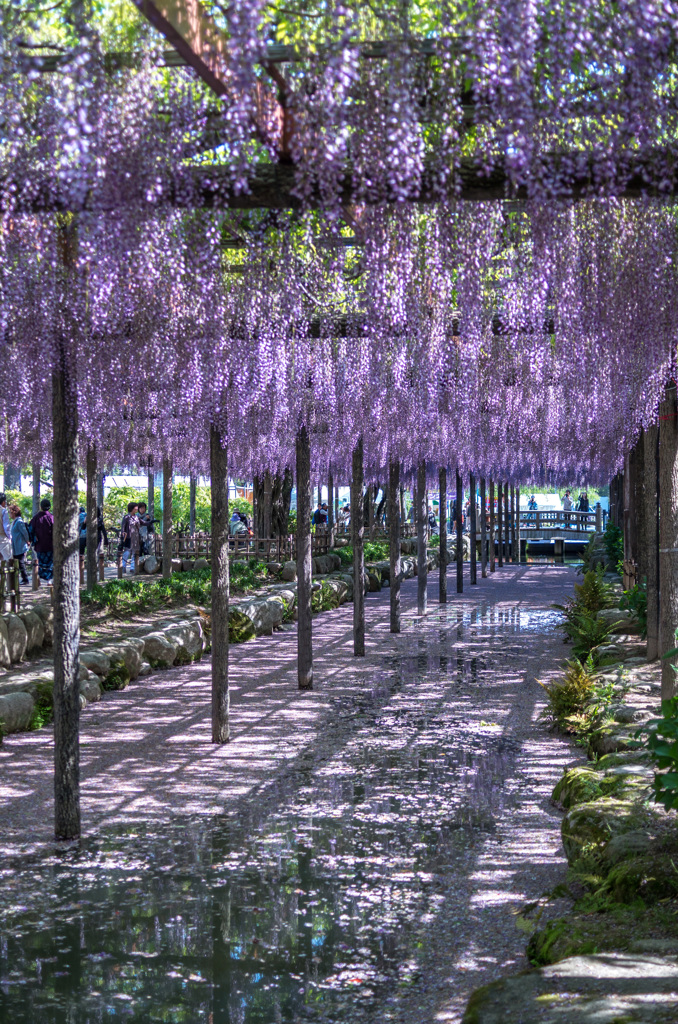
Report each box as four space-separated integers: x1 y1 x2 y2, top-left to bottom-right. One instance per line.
30 680 54 730
540 658 596 731
604 522 623 569
620 583 647 638
333 541 388 566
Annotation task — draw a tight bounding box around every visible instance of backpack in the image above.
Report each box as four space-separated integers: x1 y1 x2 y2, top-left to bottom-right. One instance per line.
79 511 87 538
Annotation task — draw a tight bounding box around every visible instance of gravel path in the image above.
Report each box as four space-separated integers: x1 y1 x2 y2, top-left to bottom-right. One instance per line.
0 562 585 1022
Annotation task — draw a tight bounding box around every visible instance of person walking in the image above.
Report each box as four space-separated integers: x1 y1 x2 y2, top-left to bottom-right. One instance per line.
119 502 140 573
78 505 87 558
9 503 30 584
29 498 54 582
577 491 590 513
0 492 12 562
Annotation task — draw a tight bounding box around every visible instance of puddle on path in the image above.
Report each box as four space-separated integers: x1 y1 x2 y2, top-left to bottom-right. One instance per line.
0 603 564 1024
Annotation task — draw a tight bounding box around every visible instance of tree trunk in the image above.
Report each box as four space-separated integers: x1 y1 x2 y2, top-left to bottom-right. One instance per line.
470 472 477 584
147 466 154 522
352 437 365 655
480 477 487 577
52 346 81 841
162 456 173 578
97 471 104 512
296 426 313 689
645 423 660 662
32 463 40 517
85 442 97 590
660 385 678 699
368 482 376 539
515 486 521 563
456 468 463 593
210 424 230 742
504 484 509 563
489 479 495 572
389 459 401 633
510 485 516 563
263 471 273 539
399 485 405 528
417 461 427 614
497 482 504 568
189 473 197 534
328 468 334 545
623 450 636 573
634 432 646 586
439 467 447 604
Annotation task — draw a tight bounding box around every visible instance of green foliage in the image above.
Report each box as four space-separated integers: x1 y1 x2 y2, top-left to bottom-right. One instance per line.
82 563 269 618
333 540 388 566
558 568 618 663
620 583 647 639
30 680 54 730
102 661 130 692
540 658 596 731
645 696 678 812
103 484 254 534
312 581 341 613
604 521 624 568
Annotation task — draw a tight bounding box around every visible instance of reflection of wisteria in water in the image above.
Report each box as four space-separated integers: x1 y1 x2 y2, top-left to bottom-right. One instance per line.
0 600 564 1024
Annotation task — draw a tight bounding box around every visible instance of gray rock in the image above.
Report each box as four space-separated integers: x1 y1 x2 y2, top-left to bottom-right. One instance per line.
163 619 203 661
171 558 183 574
80 649 111 677
193 557 208 571
102 641 143 681
462 952 678 1023
142 632 179 668
79 678 102 704
31 601 54 644
0 616 11 668
234 596 286 637
18 610 45 653
0 691 34 732
266 562 283 574
138 660 152 677
6 613 27 663
597 607 639 633
367 571 381 592
142 554 159 574
181 558 194 572
602 830 654 865
281 560 297 582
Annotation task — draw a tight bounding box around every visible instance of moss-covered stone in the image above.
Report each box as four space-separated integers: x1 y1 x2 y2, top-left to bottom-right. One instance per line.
102 659 131 691
561 797 657 866
552 767 604 809
228 608 256 644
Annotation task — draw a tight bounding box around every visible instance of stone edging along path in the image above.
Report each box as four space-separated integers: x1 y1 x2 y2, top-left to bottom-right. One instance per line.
461 573 678 1024
0 545 440 738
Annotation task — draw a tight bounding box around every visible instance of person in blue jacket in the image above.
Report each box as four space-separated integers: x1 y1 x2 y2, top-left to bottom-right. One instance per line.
9 503 30 584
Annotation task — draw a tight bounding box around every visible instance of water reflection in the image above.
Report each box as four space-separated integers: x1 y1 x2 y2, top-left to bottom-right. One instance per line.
0 603 563 1024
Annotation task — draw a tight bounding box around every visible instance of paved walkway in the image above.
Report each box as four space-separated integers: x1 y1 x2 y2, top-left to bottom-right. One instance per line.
0 562 584 1023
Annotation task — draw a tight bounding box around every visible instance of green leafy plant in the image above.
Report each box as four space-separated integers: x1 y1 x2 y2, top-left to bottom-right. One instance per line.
620 583 647 638
30 680 55 730
603 521 623 569
644 695 678 811
556 568 618 663
540 657 596 731
312 580 341 613
333 540 389 566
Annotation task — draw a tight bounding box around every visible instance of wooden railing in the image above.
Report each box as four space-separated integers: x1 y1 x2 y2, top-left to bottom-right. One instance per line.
517 509 599 531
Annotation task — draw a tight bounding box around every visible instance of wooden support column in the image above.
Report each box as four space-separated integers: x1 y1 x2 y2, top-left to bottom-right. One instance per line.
189 473 197 534
32 463 40 517
417 461 427 614
97 471 104 512
85 442 97 590
263 471 273 539
296 425 313 689
623 450 637 587
504 483 509 563
439 467 447 605
634 432 646 587
389 458 401 633
497 482 504 568
352 437 365 656
210 424 230 742
660 384 678 698
399 485 405 528
645 423 660 662
456 468 463 594
52 340 81 841
147 464 154 523
368 483 376 540
489 479 495 572
480 477 487 578
162 457 173 578
328 467 334 545
515 486 521 563
469 472 477 584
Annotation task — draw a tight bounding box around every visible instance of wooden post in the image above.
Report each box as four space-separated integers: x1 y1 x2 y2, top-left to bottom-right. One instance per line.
456 468 463 594
97 471 104 512
210 424 230 742
497 482 504 568
645 423 660 662
52 338 81 841
352 437 365 655
623 449 636 587
85 442 97 590
263 471 272 539
417 461 427 614
480 477 487 578
296 425 313 689
368 482 376 540
439 467 447 604
489 479 496 573
515 486 521 563
328 467 334 546
98 549 105 582
32 557 39 591
469 473 477 584
189 473 197 534
504 483 510 563
660 384 678 698
162 456 173 578
399 485 405 529
389 458 401 633
32 463 40 517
